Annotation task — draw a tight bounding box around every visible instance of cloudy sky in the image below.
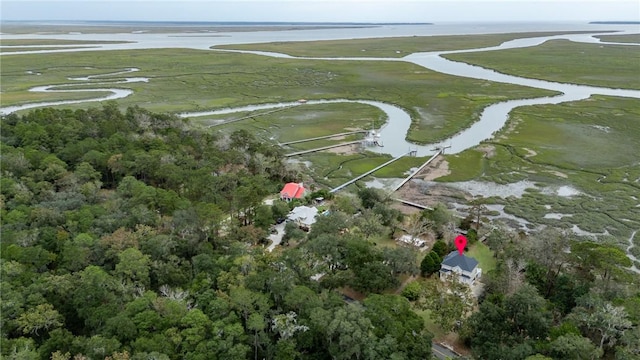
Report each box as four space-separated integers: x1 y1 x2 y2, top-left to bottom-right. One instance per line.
1 0 639 23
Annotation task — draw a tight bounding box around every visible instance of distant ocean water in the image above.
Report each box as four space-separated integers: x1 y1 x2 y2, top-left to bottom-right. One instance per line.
0 20 432 27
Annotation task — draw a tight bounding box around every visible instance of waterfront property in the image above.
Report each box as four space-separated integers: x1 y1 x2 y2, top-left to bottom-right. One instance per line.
439 251 482 285
287 205 319 231
280 182 306 201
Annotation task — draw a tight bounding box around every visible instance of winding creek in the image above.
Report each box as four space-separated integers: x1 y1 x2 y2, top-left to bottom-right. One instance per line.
1 25 639 271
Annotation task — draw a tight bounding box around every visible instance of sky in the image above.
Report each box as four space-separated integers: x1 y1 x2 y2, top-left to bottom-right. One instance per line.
1 0 639 23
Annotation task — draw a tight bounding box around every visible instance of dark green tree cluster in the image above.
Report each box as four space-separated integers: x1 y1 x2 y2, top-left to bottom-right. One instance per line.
0 105 433 359
420 251 441 277
461 226 638 359
305 211 418 294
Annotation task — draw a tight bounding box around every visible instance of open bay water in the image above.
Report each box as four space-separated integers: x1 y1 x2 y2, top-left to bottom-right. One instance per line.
1 21 639 54
2 22 639 157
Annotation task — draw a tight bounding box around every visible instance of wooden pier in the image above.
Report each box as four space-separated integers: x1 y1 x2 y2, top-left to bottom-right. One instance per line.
280 130 368 145
392 149 443 192
393 198 434 210
330 152 411 193
284 140 362 157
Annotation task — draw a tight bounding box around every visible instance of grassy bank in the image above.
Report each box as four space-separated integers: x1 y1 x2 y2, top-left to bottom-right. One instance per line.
213 31 598 58
595 34 640 43
1 46 96 52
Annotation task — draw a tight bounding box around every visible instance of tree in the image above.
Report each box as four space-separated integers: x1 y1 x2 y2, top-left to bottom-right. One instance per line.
357 187 386 209
355 209 386 239
401 281 423 301
247 313 266 360
569 292 632 351
465 284 551 359
16 303 63 336
382 247 418 276
432 240 449 258
321 306 376 360
405 212 431 241
307 211 350 240
271 201 290 222
281 221 305 246
571 241 632 290
423 203 454 236
549 334 602 359
363 294 432 359
416 280 473 333
271 311 309 340
253 204 273 231
115 248 151 288
421 251 441 276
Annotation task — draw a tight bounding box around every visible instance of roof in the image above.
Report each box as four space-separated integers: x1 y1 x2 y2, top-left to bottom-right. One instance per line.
288 206 318 226
280 182 306 199
441 251 479 272
398 235 426 247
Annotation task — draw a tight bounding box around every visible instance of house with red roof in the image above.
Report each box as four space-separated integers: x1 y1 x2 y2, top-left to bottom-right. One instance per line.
280 182 306 202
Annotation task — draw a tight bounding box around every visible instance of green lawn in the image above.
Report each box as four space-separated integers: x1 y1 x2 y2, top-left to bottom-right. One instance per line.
415 308 446 339
467 242 496 274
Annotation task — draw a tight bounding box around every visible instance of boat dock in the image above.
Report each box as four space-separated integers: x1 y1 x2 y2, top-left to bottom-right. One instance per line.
280 130 368 145
284 141 362 157
330 152 411 193
392 149 443 192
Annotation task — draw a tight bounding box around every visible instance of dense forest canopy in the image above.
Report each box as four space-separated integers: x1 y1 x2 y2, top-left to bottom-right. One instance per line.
1 104 638 360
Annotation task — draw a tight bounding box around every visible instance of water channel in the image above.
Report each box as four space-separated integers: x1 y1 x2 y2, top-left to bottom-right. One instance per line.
1 25 639 270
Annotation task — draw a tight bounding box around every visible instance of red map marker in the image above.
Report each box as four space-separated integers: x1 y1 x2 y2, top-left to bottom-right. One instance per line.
455 235 467 255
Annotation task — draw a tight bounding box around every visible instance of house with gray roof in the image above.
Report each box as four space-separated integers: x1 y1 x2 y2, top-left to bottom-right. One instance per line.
439 251 482 285
287 206 318 230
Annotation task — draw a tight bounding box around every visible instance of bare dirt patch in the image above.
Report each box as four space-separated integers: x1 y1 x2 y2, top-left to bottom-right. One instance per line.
546 170 568 178
326 144 360 155
522 147 537 158
393 180 470 214
476 144 496 158
419 157 451 181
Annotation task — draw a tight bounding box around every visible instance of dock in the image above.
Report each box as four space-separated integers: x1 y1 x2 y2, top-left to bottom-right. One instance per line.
207 105 297 127
284 141 362 157
330 152 411 193
393 198 434 210
392 149 443 192
280 130 368 145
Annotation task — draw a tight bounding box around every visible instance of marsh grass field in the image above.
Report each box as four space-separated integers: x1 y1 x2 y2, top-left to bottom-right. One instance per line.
1 31 639 257
199 102 387 144
213 31 600 58
439 95 640 256
1 47 553 144
595 33 640 43
444 39 640 90
0 46 98 52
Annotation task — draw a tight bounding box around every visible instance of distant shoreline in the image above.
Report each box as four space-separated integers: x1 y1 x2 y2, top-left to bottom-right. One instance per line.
0 20 434 26
589 21 640 24
0 20 433 34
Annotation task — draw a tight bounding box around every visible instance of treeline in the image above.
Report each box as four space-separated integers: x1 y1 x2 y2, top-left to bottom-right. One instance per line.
459 227 639 359
0 105 433 359
1 104 638 360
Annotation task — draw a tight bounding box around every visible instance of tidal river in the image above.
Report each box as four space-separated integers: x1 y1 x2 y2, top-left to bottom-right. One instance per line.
2 26 639 156
1 24 639 270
